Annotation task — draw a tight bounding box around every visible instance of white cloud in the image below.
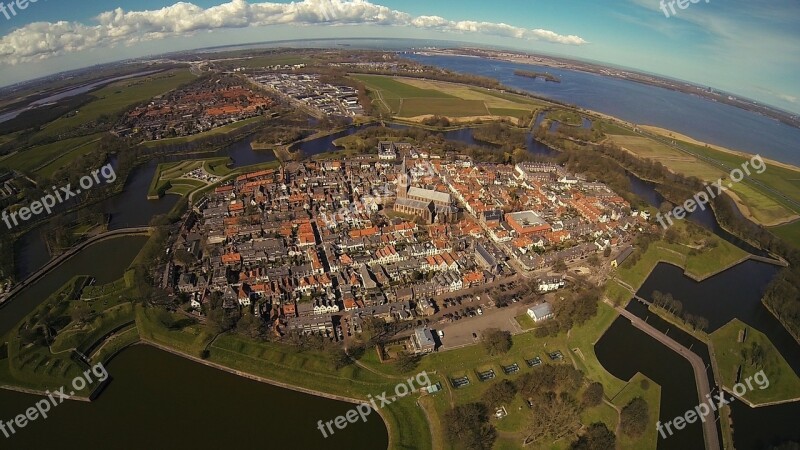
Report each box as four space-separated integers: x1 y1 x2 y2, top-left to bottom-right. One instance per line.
0 0 588 66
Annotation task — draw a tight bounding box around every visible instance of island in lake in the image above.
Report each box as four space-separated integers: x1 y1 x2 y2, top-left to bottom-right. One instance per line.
513 69 561 83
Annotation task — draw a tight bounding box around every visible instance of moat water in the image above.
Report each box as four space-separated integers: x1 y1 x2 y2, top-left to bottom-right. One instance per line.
6 87 798 449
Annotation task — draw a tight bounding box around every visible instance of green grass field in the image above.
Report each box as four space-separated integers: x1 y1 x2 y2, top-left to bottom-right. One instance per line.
609 221 748 292
514 313 537 330
399 302 657 450
607 131 800 227
166 181 205 196
610 373 661 450
605 279 634 305
352 74 541 121
399 98 488 117
36 69 196 140
710 319 800 404
147 157 227 198
488 108 534 119
769 220 800 248
1 134 103 174
546 109 583 126
0 276 99 392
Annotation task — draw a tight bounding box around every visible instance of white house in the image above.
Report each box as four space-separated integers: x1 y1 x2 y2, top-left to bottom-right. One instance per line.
537 276 565 293
527 302 554 322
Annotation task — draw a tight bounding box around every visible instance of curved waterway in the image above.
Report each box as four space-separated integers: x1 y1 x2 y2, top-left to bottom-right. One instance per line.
595 317 705 450
1 235 148 336
9 121 796 449
618 301 800 449
0 345 388 450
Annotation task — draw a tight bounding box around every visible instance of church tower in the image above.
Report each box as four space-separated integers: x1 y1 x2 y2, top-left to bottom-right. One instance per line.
397 157 409 199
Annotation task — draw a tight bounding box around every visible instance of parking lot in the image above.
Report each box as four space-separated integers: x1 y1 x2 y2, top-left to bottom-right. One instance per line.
434 301 531 350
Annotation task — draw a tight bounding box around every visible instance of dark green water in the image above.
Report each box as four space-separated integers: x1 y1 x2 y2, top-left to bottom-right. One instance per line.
0 345 388 449
0 235 388 449
0 236 149 336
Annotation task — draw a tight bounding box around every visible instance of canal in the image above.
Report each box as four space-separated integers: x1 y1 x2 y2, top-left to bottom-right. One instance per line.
0 345 388 449
6 122 798 450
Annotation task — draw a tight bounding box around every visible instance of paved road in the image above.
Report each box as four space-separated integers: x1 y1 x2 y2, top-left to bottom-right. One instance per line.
615 306 721 450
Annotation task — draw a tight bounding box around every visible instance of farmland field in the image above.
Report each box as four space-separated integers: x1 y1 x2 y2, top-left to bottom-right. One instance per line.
607 133 799 226
35 69 197 140
400 98 488 117
352 74 543 120
1 134 103 175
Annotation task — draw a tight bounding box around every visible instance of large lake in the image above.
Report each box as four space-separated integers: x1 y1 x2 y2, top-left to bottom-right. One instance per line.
405 54 800 166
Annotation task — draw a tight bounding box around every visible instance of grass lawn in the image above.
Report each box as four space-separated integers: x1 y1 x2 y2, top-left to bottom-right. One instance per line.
604 279 634 305
596 121 637 136
36 69 196 140
0 277 96 391
160 160 205 179
50 303 135 354
610 373 661 450
769 220 800 249
89 325 140 363
612 222 747 291
546 109 582 126
515 313 537 330
166 182 204 196
36 137 105 178
581 400 619 435
488 108 534 120
675 137 800 210
399 98 489 118
353 74 456 101
607 132 800 226
204 158 234 176
467 88 547 108
709 319 800 404
135 306 214 357
2 134 103 174
148 157 226 197
353 74 543 121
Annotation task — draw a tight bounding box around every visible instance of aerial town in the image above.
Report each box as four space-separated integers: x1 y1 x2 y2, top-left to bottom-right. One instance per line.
115 75 273 140
163 140 646 352
250 72 364 117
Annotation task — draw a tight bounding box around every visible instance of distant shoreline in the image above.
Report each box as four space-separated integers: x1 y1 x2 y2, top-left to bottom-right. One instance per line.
419 48 800 131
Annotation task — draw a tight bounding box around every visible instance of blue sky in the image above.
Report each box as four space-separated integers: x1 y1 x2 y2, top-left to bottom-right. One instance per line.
0 0 798 113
